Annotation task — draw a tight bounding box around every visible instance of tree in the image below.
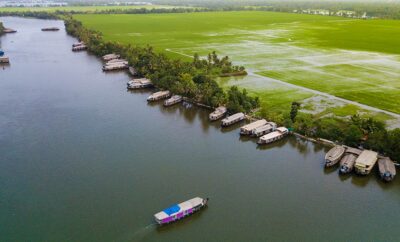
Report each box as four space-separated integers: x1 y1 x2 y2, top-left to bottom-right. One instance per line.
290 101 301 122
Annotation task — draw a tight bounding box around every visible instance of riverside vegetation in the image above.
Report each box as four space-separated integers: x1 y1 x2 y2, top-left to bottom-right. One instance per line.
1 9 400 162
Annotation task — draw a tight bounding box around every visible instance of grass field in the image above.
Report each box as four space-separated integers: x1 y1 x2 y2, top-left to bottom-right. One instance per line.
73 11 400 123
0 5 181 12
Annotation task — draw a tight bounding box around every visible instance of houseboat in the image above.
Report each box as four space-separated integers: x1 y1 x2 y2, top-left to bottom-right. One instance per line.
164 95 183 107
102 63 128 71
41 27 59 31
257 127 288 145
106 58 128 65
354 150 378 175
147 91 171 102
209 106 227 121
325 146 346 167
154 197 209 225
251 122 277 137
221 112 245 127
72 42 84 47
378 157 396 182
3 28 17 33
0 56 10 63
102 53 120 61
127 78 153 89
72 44 87 52
339 147 361 174
240 119 268 135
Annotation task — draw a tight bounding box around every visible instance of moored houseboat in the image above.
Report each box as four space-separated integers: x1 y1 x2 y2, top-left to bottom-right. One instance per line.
164 95 183 107
251 122 277 137
257 127 288 145
240 119 267 135
147 90 171 102
339 147 361 174
339 153 358 174
41 27 59 31
354 150 378 175
3 28 17 33
106 58 128 65
102 53 120 61
72 41 84 47
325 145 346 167
209 106 227 121
154 197 209 225
378 157 396 182
127 78 153 89
102 63 128 71
221 112 245 127
0 56 10 63
72 44 87 51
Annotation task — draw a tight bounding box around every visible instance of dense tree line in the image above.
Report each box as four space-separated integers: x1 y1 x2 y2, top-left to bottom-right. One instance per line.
64 17 258 113
284 109 400 162
0 11 58 19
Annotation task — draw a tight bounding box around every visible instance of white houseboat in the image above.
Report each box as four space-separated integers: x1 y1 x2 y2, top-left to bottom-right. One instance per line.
127 78 153 89
106 59 128 65
102 53 120 61
378 157 396 182
257 127 288 145
209 106 227 121
240 119 267 135
102 63 128 71
164 95 183 107
354 150 378 175
221 112 245 127
251 122 277 137
154 197 208 225
0 56 10 63
147 91 171 102
72 44 87 52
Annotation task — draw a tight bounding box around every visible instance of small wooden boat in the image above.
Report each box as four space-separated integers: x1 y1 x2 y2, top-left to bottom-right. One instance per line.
339 153 358 174
3 28 17 33
378 157 396 182
72 42 84 47
209 106 227 121
72 45 87 51
257 127 288 145
154 197 208 225
221 112 245 127
0 56 10 63
325 146 345 167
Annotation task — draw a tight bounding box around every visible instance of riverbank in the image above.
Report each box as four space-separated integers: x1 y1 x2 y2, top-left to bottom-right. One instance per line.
2 16 400 242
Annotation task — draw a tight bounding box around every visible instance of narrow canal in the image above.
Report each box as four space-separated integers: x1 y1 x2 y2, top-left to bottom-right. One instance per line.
0 17 399 242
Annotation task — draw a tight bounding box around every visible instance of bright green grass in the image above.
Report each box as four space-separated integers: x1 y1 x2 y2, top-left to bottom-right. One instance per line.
74 11 400 117
0 5 180 12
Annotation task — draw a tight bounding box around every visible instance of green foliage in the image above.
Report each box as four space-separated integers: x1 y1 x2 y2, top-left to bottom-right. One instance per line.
227 86 259 113
64 17 253 113
290 101 300 122
0 22 4 35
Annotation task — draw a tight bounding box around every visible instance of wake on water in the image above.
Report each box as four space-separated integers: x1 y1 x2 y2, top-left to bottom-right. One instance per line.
116 223 157 242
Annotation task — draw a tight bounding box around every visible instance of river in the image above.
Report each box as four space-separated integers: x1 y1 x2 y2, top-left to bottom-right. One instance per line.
0 17 399 242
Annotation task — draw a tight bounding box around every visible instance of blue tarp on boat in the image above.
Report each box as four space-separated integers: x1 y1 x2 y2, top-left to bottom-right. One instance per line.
163 204 180 215
0 50 4 57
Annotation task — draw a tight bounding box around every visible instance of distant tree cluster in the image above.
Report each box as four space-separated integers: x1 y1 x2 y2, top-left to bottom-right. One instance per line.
0 11 58 19
64 17 258 113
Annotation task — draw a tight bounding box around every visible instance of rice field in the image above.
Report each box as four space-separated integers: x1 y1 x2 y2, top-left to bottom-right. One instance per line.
74 11 400 123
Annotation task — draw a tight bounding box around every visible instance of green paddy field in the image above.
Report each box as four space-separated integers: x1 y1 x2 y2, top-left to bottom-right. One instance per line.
74 11 400 122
